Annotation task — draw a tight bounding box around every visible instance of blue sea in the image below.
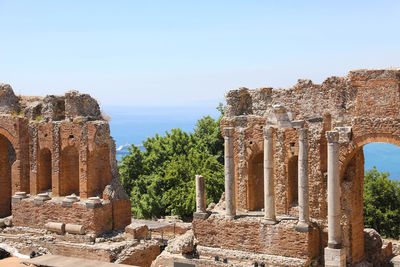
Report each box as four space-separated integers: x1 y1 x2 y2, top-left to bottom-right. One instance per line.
104 105 220 161
104 106 400 180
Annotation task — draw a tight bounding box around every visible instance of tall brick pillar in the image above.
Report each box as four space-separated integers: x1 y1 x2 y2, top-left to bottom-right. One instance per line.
263 127 276 223
325 131 346 267
224 127 236 219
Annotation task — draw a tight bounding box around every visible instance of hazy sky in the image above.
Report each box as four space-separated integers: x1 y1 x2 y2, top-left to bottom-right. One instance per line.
1 1 400 107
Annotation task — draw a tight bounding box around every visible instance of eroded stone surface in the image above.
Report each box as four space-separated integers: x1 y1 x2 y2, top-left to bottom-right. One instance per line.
0 85 130 237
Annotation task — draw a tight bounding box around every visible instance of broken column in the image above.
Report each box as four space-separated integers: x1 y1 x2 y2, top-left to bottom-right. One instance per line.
194 175 208 219
263 127 276 223
296 128 310 231
224 127 236 219
45 222 65 233
325 131 346 267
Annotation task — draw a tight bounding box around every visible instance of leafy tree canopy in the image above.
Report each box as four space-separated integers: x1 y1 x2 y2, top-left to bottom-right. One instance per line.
119 104 225 219
364 166 400 238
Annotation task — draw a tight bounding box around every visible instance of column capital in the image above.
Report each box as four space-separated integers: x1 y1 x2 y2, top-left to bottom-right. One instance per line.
223 127 234 138
326 131 339 143
298 128 308 141
263 127 274 138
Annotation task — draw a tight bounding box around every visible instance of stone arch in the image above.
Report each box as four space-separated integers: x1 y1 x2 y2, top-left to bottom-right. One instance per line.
287 155 298 208
60 146 79 196
339 134 400 264
0 126 18 153
247 151 264 211
0 134 16 218
38 148 52 193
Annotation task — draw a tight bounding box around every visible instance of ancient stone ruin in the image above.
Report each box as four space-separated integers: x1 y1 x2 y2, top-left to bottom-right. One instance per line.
154 68 400 266
0 85 166 265
2 69 400 267
0 84 131 234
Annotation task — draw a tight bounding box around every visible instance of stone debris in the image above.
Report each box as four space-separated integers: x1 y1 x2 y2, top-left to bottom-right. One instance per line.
165 229 194 255
364 228 392 266
125 223 149 240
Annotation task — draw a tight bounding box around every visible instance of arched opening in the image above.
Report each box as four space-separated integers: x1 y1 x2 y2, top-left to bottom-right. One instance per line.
287 155 298 208
38 148 52 193
341 140 400 264
0 135 16 218
248 152 264 211
60 146 79 196
87 148 112 197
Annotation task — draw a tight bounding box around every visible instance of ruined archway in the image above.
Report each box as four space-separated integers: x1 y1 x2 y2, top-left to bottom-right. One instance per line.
340 135 400 264
38 148 52 193
60 146 79 196
0 134 16 218
247 152 264 211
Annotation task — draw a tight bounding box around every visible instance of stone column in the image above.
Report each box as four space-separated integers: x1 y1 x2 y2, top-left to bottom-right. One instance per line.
224 127 236 219
263 127 276 223
325 131 346 267
296 128 310 231
194 175 208 219
195 175 206 213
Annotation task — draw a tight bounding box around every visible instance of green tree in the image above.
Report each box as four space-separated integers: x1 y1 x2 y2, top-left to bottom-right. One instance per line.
119 144 143 195
119 105 225 219
364 166 400 238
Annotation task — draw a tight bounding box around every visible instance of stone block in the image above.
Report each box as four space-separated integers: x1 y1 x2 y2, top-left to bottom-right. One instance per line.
85 197 102 209
193 212 209 220
294 222 312 233
324 247 346 267
12 192 28 203
62 194 79 207
34 193 51 205
125 223 149 240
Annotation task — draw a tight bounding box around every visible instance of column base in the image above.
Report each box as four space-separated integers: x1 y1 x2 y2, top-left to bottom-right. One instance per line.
261 218 277 225
324 247 346 267
193 212 210 219
295 221 311 232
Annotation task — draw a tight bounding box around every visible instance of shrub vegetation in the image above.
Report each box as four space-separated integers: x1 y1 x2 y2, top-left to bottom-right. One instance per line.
364 166 400 239
119 104 225 219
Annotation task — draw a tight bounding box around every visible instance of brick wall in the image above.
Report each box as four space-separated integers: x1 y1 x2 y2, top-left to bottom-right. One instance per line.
12 198 113 236
193 216 320 262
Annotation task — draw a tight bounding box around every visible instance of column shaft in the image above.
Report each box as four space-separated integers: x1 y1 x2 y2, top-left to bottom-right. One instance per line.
195 175 206 213
264 127 276 222
224 128 236 218
327 131 341 248
298 128 309 226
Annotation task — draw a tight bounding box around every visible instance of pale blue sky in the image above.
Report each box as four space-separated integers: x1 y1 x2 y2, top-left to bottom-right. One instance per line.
1 1 399 107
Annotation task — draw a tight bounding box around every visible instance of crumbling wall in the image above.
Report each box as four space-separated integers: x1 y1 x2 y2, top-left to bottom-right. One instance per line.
220 68 400 264
0 84 131 236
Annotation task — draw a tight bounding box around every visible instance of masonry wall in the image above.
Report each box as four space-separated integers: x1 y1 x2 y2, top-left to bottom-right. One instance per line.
12 199 113 235
194 216 320 262
220 69 400 264
0 84 131 236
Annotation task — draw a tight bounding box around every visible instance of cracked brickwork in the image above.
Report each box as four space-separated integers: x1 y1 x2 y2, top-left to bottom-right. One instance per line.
0 84 131 235
208 68 400 265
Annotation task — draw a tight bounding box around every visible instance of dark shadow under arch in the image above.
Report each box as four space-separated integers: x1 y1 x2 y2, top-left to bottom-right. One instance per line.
248 152 264 211
38 148 52 193
0 134 16 218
